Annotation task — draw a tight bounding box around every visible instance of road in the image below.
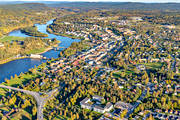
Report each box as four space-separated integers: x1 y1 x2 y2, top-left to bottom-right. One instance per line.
0 85 59 120
125 83 153 118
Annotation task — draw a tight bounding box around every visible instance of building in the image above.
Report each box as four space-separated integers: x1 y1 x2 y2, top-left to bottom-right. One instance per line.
80 96 113 113
80 97 92 110
136 64 146 71
105 102 113 112
0 43 4 48
114 101 133 110
30 54 43 59
94 105 105 113
93 95 104 101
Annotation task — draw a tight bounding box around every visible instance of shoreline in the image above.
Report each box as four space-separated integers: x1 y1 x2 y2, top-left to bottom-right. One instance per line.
0 44 59 65
47 28 83 40
37 47 54 55
1 18 55 38
0 56 29 65
0 18 59 65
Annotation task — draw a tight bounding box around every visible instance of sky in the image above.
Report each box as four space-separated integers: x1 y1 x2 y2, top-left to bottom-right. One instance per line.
2 0 180 3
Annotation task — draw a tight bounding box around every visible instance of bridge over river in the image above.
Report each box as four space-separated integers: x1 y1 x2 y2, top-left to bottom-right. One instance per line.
0 19 80 83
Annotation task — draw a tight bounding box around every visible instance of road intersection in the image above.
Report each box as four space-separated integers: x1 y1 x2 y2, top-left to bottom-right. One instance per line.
0 85 60 120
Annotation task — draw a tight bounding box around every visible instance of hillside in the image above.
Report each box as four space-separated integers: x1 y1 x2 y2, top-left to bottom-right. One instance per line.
48 2 180 11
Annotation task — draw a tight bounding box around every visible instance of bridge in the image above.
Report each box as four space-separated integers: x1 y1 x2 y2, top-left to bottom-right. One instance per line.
53 47 65 51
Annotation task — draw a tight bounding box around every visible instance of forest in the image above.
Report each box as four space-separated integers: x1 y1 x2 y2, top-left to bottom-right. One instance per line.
0 3 67 37
21 26 48 37
48 2 180 11
0 37 59 61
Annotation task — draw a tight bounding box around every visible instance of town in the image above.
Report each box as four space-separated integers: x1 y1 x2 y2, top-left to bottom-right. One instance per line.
0 2 179 120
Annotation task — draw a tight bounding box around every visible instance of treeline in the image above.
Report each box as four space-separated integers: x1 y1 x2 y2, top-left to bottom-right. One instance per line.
48 2 180 11
21 26 48 37
143 14 180 25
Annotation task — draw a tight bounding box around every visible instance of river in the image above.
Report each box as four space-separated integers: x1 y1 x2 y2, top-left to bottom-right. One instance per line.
0 19 80 83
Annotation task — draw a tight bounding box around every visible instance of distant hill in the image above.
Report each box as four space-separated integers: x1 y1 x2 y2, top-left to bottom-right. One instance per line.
0 2 179 11
48 2 180 11
0 3 49 11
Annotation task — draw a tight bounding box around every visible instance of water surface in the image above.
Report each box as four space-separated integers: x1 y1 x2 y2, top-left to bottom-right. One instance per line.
0 19 80 82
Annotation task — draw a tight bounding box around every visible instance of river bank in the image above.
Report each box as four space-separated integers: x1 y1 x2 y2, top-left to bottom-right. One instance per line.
47 27 84 40
1 18 56 38
0 44 59 65
0 19 81 82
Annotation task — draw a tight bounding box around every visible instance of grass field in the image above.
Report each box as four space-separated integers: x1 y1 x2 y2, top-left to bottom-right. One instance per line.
2 72 38 87
113 70 135 78
138 62 163 70
0 36 25 42
26 48 46 54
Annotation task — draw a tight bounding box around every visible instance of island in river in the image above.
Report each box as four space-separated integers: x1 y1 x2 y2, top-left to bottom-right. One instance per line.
21 26 49 37
0 19 80 83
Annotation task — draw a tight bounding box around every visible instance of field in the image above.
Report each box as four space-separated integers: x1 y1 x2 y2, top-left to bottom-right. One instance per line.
2 72 38 87
138 62 164 70
26 48 46 54
113 62 164 78
113 70 135 78
0 36 25 42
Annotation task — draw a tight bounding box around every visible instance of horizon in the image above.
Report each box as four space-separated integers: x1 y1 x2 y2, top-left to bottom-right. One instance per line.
0 0 180 3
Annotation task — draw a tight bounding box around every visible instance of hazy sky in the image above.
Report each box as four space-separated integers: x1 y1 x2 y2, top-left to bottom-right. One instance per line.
4 0 180 3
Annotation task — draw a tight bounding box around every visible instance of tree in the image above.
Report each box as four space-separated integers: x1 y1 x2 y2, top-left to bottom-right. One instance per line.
120 109 127 118
9 95 17 105
76 113 79 119
32 106 37 116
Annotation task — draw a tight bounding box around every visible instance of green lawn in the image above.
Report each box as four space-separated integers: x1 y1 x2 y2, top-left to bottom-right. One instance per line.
0 36 25 42
138 62 163 70
2 72 38 87
26 48 46 54
113 70 135 78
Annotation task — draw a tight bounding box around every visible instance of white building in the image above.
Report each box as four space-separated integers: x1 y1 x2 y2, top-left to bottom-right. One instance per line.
0 43 4 48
